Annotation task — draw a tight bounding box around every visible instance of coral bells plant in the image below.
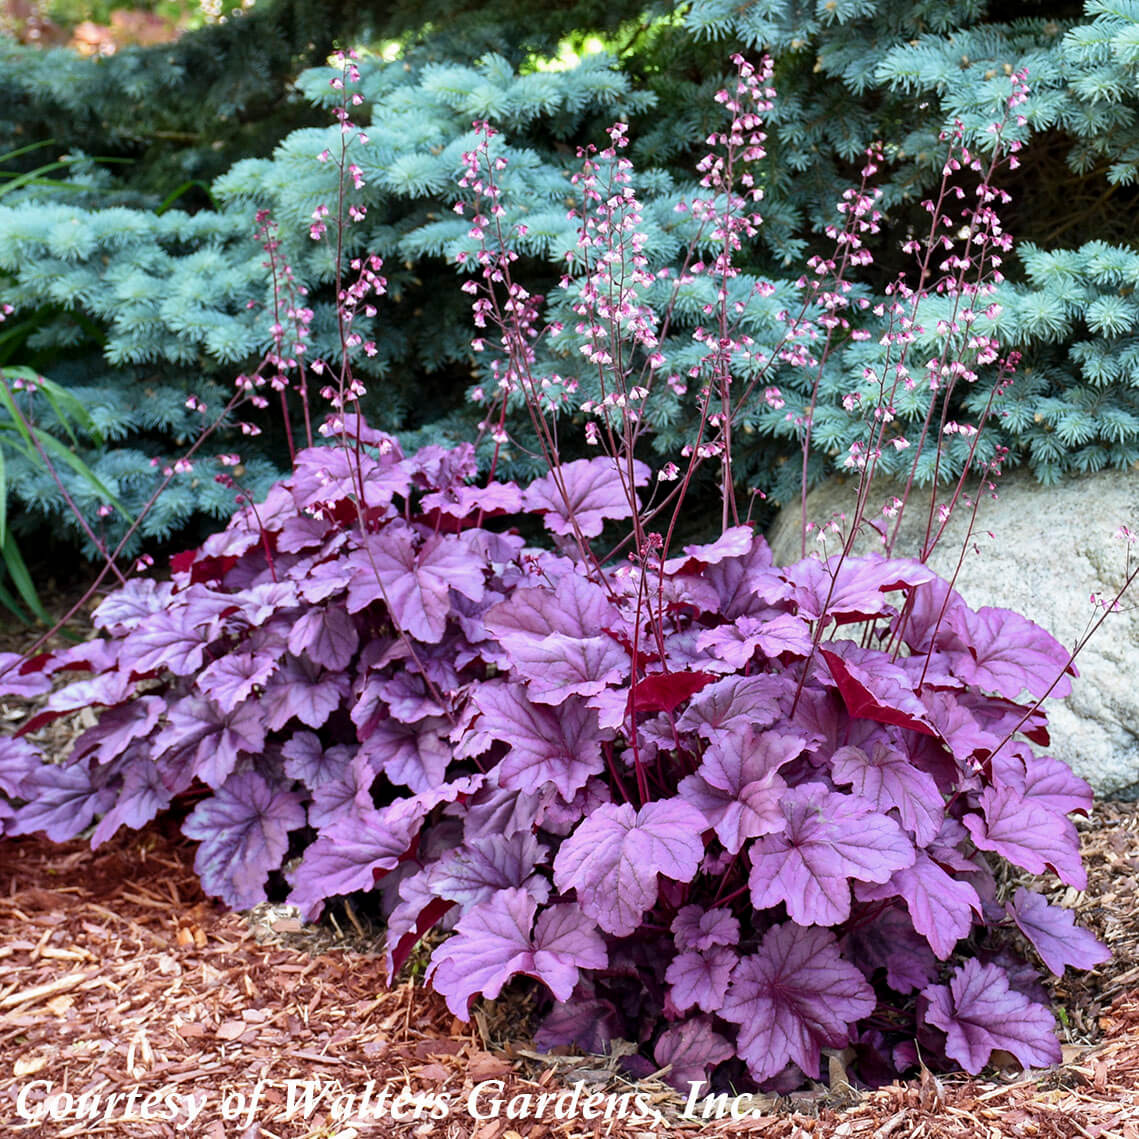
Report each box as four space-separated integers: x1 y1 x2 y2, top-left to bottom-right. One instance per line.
0 55 1122 1095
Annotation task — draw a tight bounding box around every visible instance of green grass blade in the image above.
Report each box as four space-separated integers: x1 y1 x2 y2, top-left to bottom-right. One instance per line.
1 531 51 625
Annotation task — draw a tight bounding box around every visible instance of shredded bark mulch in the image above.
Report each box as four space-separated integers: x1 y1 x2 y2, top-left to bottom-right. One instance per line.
0 806 1137 1138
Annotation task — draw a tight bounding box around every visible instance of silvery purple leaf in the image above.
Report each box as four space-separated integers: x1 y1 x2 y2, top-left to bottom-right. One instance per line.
181 771 305 911
721 923 875 1082
964 786 1086 889
281 731 349 787
666 945 738 1013
830 739 944 846
523 457 649 538
509 633 629 704
275 513 334 553
535 994 622 1055
701 535 788 618
198 650 282 714
1007 888 1110 976
889 573 968 654
922 959 1061 1073
842 904 939 993
991 743 1093 817
7 759 115 842
748 782 915 926
671 905 740 952
676 674 790 740
288 604 359 670
260 655 350 732
119 607 215 676
678 766 786 855
154 696 266 789
0 736 40 798
91 578 175 635
427 888 607 1018
90 757 174 848
420 481 524 518
291 445 411 513
857 851 981 959
695 613 812 670
484 574 618 645
286 802 418 920
786 555 935 625
554 798 706 936
307 758 372 830
346 525 485 643
428 832 550 908
71 696 164 766
944 605 1073 700
653 1016 735 1091
0 653 51 698
461 783 550 841
357 715 451 793
662 525 755 575
472 683 611 800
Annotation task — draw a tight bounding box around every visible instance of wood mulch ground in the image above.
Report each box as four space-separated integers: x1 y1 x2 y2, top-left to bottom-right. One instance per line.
0 804 1136 1138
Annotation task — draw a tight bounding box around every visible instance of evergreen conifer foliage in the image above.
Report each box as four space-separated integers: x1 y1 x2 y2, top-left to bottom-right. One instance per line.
3 0 1139 565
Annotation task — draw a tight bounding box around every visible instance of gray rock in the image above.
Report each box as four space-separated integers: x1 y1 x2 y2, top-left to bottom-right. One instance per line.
766 469 1139 799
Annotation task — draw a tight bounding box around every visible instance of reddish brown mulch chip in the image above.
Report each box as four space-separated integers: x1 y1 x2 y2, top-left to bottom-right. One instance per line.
1 809 1138 1138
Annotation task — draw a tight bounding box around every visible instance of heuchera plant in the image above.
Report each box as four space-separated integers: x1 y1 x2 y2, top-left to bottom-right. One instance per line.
0 53 1120 1094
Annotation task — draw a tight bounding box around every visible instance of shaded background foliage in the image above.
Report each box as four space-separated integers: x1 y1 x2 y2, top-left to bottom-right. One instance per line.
1 0 1138 586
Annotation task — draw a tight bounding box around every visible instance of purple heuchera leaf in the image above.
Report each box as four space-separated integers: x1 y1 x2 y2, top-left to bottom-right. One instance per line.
346 525 485 643
357 715 451 793
858 851 981 959
696 613 812 671
700 535 787 618
943 605 1074 701
508 634 628 704
535 993 622 1055
554 799 706 936
7 759 116 842
677 674 790 740
427 832 550 908
1007 888 1110 976
748 782 915 926
0 653 51 698
820 644 937 737
182 772 305 910
155 696 266 789
90 758 174 848
427 888 607 1018
288 605 359 670
286 803 417 920
666 945 738 1013
830 738 944 846
260 656 349 732
0 736 41 798
964 786 1086 889
842 904 939 994
991 744 1093 817
91 578 175 635
471 683 611 800
672 905 740 952
678 758 788 855
71 697 164 767
653 1016 734 1090
663 525 755 575
787 555 935 625
198 650 281 714
721 923 876 1082
922 959 1061 1073
523 457 649 538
